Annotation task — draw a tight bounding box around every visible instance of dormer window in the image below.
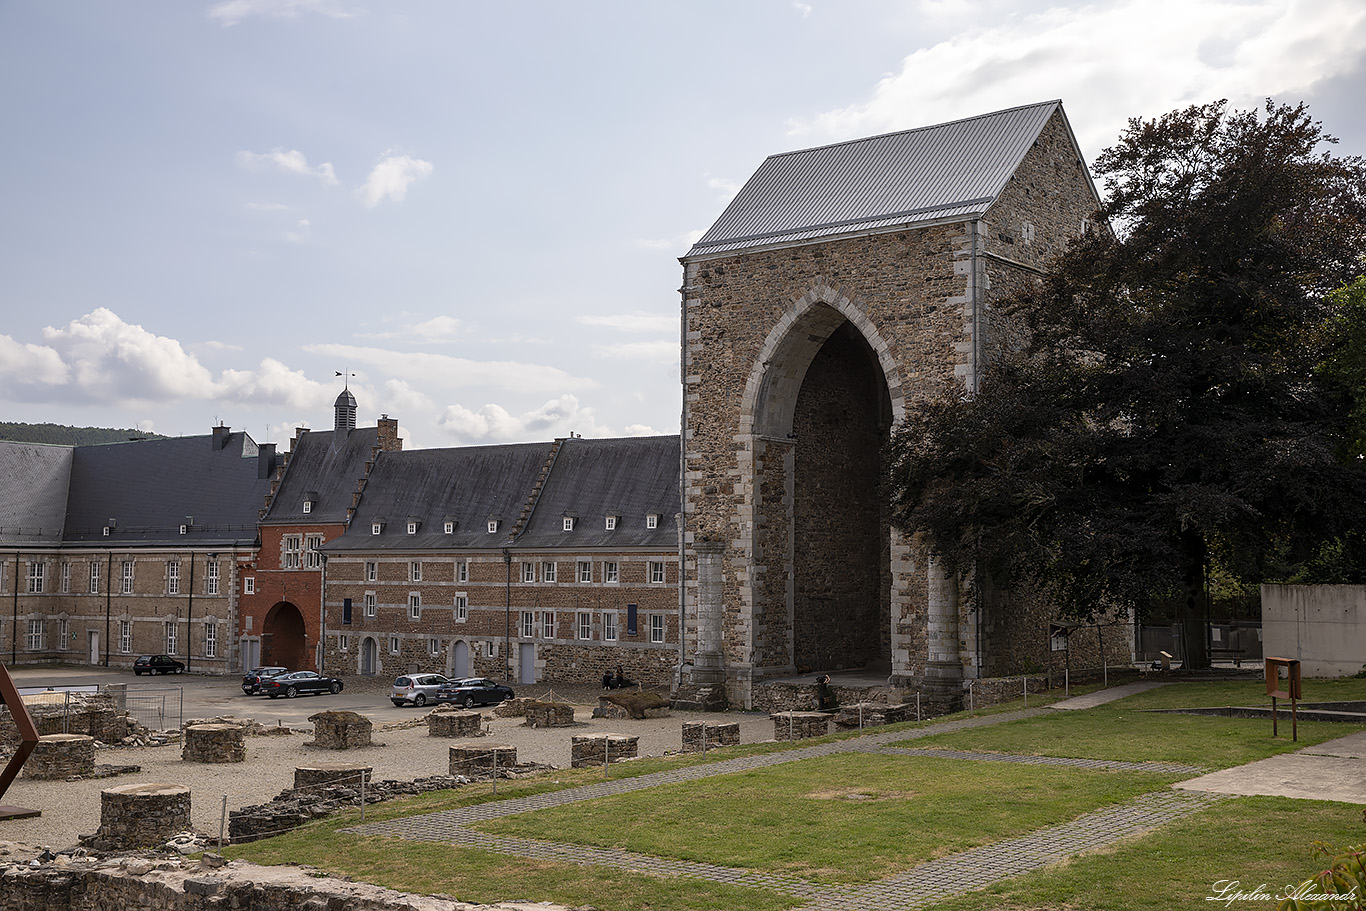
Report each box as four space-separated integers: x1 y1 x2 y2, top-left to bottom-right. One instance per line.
646 514 658 529
302 501 312 514
407 520 419 535
487 519 499 534
563 516 575 532
179 525 188 535
605 515 618 530
371 518 386 536
102 526 110 537
443 520 454 534
302 491 318 514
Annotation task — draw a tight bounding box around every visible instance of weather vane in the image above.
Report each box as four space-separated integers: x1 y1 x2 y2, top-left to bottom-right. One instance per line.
335 370 355 390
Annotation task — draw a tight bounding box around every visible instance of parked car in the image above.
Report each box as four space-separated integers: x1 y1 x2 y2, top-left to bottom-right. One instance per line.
390 673 451 707
260 671 344 698
433 677 515 708
133 655 184 675
242 666 289 695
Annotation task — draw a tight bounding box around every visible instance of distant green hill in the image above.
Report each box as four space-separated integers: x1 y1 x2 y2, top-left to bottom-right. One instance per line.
0 422 168 446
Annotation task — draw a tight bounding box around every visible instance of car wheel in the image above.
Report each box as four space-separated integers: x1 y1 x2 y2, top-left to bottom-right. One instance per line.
285 686 298 698
391 700 405 707
329 682 341 694
459 696 473 708
414 693 427 707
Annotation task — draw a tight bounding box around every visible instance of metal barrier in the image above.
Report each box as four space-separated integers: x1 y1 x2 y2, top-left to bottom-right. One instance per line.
118 686 183 732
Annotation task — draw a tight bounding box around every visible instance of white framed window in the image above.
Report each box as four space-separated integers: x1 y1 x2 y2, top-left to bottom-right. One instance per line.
577 611 592 640
542 561 557 583
89 562 101 594
389 636 400 654
244 576 255 595
649 561 665 584
366 561 377 582
407 520 418 535
485 640 496 658
119 619 132 653
410 560 422 582
453 594 468 622
372 522 383 536
167 561 180 595
165 621 177 655
27 619 43 651
604 612 618 642
487 519 499 534
428 637 440 656
457 561 468 583
605 515 617 530
206 561 220 595
444 520 454 534
647 514 659 529
58 618 69 650
27 561 44 594
302 500 312 514
339 634 349 651
521 610 534 638
204 621 218 658
408 592 421 620
364 591 376 618
604 562 619 584
103 526 110 536
60 562 70 594
305 534 324 569
121 561 134 594
521 562 536 583
541 611 554 639
563 516 574 531
282 534 302 569
577 560 592 583
179 524 188 535
650 614 665 644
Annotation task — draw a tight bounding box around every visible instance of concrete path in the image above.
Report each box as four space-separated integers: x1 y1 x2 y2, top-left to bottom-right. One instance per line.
1176 730 1366 804
350 690 1225 909
1045 679 1170 710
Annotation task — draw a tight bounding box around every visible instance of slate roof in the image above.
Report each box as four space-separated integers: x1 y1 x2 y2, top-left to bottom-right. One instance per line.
516 436 679 549
685 100 1083 259
0 441 73 545
263 427 380 526
323 442 557 552
62 432 273 546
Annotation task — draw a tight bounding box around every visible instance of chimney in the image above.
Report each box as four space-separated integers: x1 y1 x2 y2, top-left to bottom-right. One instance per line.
377 414 402 452
212 424 230 450
257 442 277 479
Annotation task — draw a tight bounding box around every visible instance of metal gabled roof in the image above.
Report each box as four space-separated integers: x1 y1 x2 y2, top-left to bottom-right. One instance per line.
0 441 72 545
263 427 380 525
686 100 1065 259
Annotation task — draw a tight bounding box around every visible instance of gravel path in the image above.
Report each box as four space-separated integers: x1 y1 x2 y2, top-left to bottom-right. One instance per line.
2 698 772 851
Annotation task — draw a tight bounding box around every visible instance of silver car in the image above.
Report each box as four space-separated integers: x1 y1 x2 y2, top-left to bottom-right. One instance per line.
390 672 450 707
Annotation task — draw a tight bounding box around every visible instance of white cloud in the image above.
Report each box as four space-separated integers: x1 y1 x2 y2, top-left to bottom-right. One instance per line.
706 173 743 199
0 334 69 391
304 342 599 394
41 308 218 402
793 2 813 18
377 378 433 416
236 148 339 186
436 394 616 444
207 0 356 27
285 218 311 243
373 315 464 342
624 423 664 436
357 152 434 208
574 311 676 334
216 357 333 409
791 0 1366 157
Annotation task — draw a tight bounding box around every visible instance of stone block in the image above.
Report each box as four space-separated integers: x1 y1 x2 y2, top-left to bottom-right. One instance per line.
523 702 575 728
427 709 484 738
91 782 191 850
571 733 638 768
448 744 516 777
182 724 246 763
832 702 916 730
681 721 740 752
308 710 372 749
771 711 830 741
293 764 372 790
23 733 96 779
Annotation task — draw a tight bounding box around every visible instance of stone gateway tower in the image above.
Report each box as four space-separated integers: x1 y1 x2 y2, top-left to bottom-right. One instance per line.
678 101 1101 709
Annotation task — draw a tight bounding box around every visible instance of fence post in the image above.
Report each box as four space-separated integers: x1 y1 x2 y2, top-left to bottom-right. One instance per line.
1023 676 1027 708
604 737 610 779
360 769 366 823
219 795 228 851
916 692 921 723
492 749 498 797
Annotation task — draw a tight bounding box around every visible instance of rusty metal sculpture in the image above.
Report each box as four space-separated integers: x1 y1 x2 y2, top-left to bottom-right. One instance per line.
0 661 41 820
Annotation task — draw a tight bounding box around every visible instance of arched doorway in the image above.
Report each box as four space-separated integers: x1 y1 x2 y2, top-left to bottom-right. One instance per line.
360 636 378 676
262 602 307 670
448 640 469 678
791 321 892 672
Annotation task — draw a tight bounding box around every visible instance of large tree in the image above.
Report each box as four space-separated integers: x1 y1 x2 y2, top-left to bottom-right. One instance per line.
886 101 1366 668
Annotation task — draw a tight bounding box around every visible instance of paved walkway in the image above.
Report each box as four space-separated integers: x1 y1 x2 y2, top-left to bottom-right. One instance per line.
347 690 1229 908
1177 729 1366 804
1045 679 1170 710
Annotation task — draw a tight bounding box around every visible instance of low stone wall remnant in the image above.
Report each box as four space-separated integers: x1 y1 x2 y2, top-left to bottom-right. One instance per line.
448 744 516 777
181 724 246 763
832 702 916 730
308 710 372 749
293 764 372 790
523 702 574 728
23 733 97 779
680 721 740 752
571 733 638 768
83 782 191 851
770 711 830 741
427 709 484 738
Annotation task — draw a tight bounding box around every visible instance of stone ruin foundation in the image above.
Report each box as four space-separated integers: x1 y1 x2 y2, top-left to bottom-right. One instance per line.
523 702 575 728
427 708 484 738
307 710 372 749
448 744 516 777
82 782 191 851
832 702 917 730
570 734 639 768
293 764 372 790
181 724 246 763
22 733 96 779
681 721 740 753
771 711 831 741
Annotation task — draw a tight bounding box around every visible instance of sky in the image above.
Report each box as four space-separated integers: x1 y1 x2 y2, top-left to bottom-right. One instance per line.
1 1 1364 451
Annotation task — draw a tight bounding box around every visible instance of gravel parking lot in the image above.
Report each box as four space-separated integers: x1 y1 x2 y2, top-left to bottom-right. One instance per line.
2 667 774 851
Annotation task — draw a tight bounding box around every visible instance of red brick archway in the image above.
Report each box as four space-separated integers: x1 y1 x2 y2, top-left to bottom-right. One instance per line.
262 602 308 671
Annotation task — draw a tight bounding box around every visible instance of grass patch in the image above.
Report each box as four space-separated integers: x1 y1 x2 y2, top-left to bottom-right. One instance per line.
924 795 1366 911
901 680 1366 768
477 753 1179 884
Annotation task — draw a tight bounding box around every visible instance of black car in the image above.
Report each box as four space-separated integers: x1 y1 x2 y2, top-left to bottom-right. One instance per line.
432 677 514 708
133 655 185 675
260 671 344 698
242 666 289 695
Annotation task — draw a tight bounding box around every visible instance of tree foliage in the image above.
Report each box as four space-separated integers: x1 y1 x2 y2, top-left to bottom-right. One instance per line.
886 101 1366 660
0 421 166 446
